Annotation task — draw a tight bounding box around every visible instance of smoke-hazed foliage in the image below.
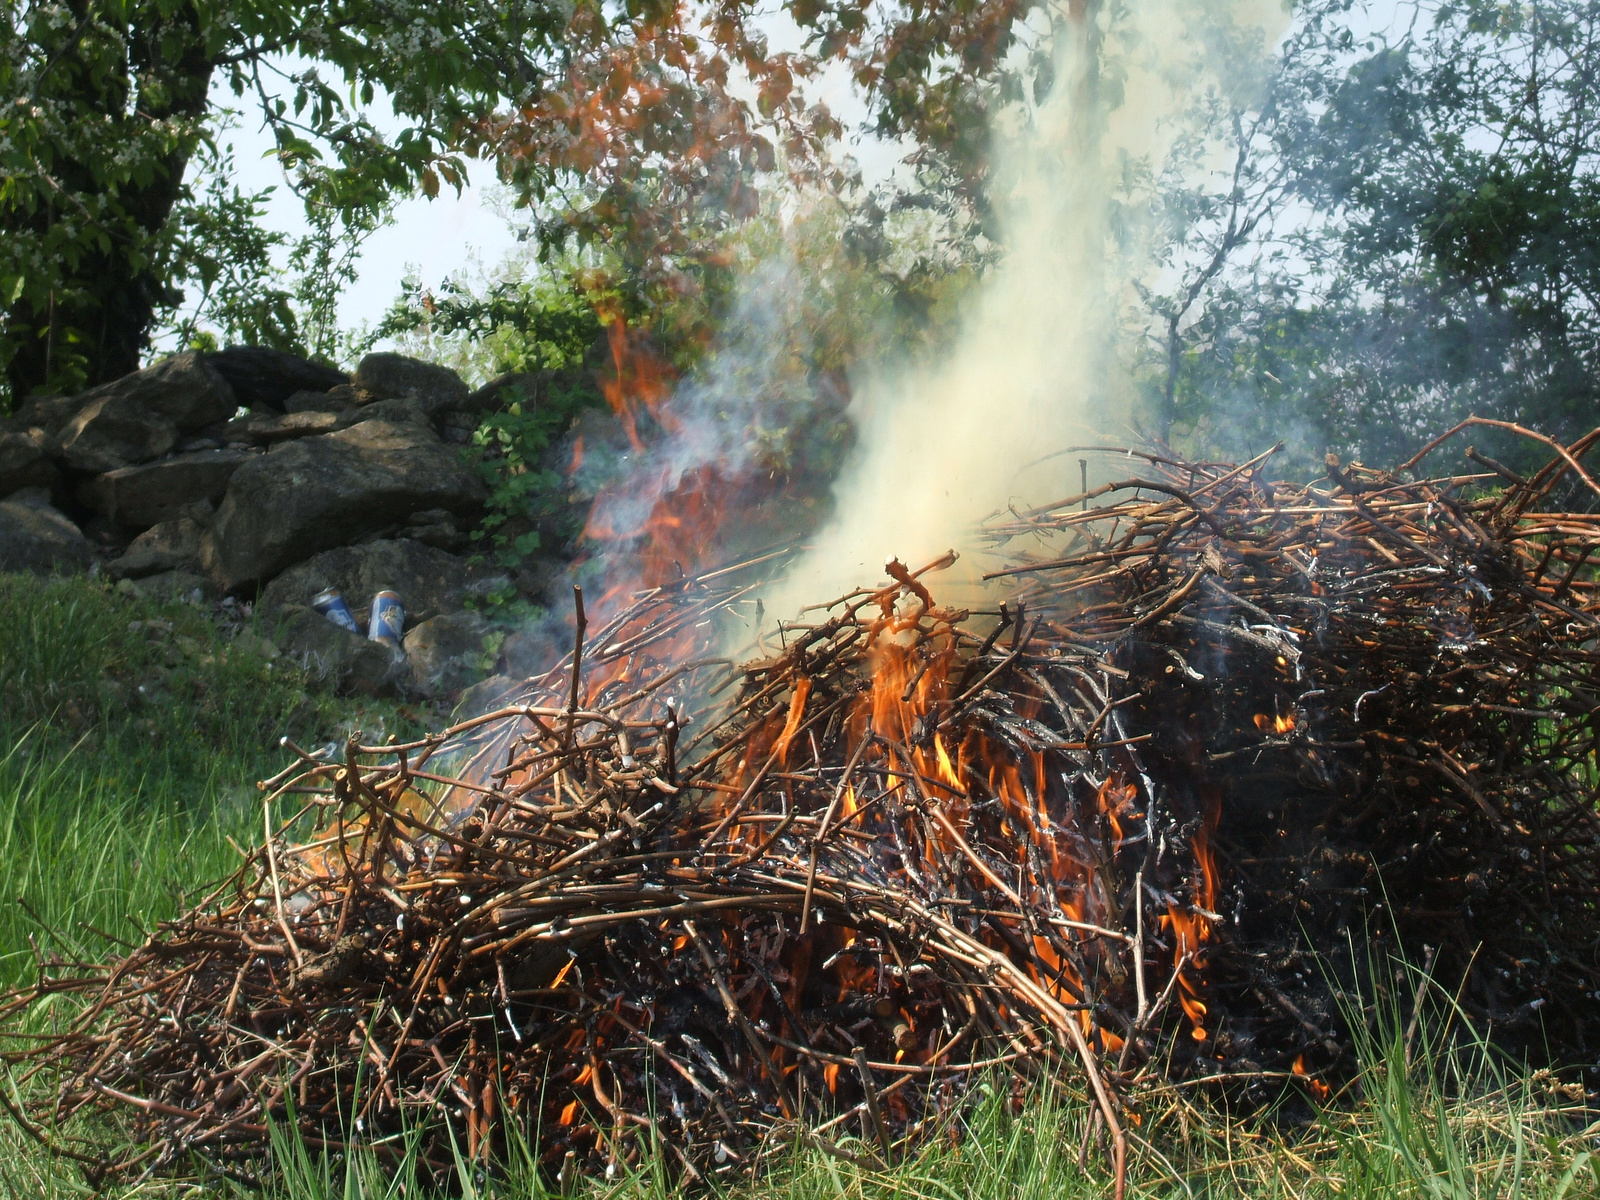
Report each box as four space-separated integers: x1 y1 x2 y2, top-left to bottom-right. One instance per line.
368 198 973 582
792 0 1037 223
1167 0 1600 469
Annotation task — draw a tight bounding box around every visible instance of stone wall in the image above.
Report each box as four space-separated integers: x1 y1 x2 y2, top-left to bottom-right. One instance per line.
1 347 602 703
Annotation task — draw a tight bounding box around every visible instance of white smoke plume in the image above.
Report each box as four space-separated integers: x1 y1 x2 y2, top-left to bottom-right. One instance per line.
763 0 1284 617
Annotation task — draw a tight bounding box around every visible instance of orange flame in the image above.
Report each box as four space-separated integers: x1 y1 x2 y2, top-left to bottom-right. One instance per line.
478 551 1228 1113
1160 784 1221 1043
1292 1053 1330 1101
774 676 813 768
597 317 676 452
1254 711 1296 735
577 316 741 608
837 582 1165 1055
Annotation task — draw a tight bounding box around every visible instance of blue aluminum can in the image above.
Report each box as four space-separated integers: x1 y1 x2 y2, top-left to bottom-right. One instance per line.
311 586 360 634
368 590 404 646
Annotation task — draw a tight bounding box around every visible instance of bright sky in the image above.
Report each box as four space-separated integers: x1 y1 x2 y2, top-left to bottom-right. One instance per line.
218 103 523 339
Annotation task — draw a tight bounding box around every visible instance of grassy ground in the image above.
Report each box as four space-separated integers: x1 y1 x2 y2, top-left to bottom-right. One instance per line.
0 573 431 990
0 573 1596 1198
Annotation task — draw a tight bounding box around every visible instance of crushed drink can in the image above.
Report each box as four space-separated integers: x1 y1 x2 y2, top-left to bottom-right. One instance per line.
311 586 360 633
368 590 404 647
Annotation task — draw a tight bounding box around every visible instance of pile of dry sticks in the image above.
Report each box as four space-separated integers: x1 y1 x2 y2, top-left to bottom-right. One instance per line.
987 418 1600 1090
6 418 1600 1193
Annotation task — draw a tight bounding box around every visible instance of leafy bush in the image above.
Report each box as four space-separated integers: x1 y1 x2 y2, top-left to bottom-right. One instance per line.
370 265 605 384
468 375 601 574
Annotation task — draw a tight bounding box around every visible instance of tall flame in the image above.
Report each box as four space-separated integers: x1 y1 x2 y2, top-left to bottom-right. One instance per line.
776 568 1168 1057
578 319 741 617
596 316 676 453
577 254 841 620
1159 784 1221 1041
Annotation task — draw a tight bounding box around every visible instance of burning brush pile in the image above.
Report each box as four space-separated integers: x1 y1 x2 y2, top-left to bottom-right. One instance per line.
6 419 1600 1190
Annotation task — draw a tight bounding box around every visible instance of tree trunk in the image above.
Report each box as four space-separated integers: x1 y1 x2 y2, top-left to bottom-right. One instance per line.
4 2 213 401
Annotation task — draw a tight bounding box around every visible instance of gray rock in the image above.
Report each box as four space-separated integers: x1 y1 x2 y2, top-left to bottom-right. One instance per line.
219 409 348 444
437 416 478 446
403 611 493 698
353 353 469 414
400 507 469 553
79 448 258 528
0 428 61 498
258 539 500 629
107 514 208 579
204 347 345 412
347 397 437 427
405 507 459 529
5 486 54 508
114 569 213 602
57 353 238 473
5 393 86 438
325 383 362 409
402 526 468 553
0 494 94 573
123 352 240 431
56 393 178 473
464 371 544 413
284 386 358 414
174 432 228 453
455 673 519 718
272 604 405 695
201 421 487 591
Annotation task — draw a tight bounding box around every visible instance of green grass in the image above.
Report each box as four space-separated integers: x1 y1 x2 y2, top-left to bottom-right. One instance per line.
0 573 432 984
0 573 1596 1198
255 1049 1600 1200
